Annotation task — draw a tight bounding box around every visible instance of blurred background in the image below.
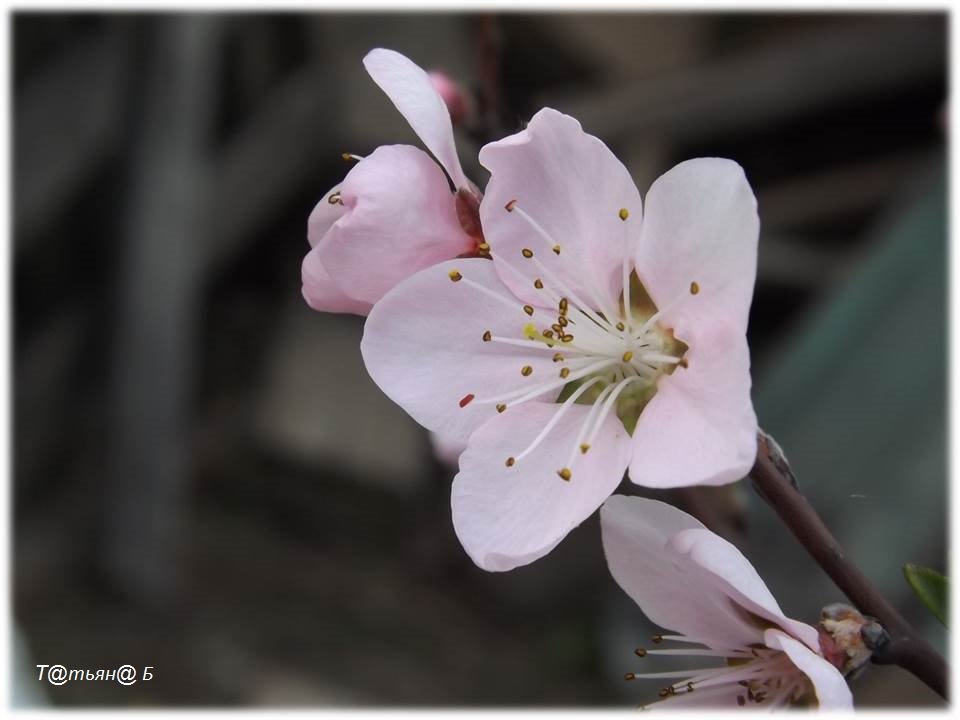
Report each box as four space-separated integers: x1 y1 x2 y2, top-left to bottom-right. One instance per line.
12 11 947 707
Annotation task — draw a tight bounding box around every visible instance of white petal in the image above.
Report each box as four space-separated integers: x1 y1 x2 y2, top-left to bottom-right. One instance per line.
765 629 854 710
479 107 642 313
636 157 759 337
363 48 469 189
453 402 631 571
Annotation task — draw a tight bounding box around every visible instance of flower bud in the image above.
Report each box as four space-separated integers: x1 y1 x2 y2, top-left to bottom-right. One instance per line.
429 70 470 126
818 602 886 677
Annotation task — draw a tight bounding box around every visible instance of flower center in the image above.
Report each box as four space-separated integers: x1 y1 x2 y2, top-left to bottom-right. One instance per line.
624 635 811 708
453 200 698 481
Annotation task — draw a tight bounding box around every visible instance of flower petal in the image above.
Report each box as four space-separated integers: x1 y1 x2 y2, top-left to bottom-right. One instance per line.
479 108 642 313
307 183 345 249
301 248 373 315
363 48 469 189
629 317 757 489
361 258 562 444
600 495 768 649
670 528 821 651
320 144 474 305
764 629 854 710
452 402 631 571
635 158 759 336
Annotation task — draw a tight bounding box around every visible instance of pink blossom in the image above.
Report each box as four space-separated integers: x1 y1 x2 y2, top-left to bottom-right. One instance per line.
602 495 853 710
362 108 758 570
302 49 480 315
428 70 470 126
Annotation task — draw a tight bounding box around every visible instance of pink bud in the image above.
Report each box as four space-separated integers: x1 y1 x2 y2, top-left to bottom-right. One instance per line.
428 70 470 126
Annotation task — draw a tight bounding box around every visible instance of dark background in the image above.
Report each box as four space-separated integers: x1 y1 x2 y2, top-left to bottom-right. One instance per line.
12 11 947 707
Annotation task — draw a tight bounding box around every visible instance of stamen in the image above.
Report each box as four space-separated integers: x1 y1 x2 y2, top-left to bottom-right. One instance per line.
565 381 617 468
620 207 635 332
557 468 572 481
534 278 544 289
552 244 561 255
504 199 517 212
619 208 629 221
553 353 564 362
482 330 492 342
448 269 463 282
579 443 590 454
328 191 342 205
523 305 535 316
521 248 534 259
521 365 533 376
477 242 491 253
496 404 506 413
341 152 364 162
582 376 644 448
505 457 515 467
622 351 634 362
511 376 605 463
624 672 636 681
460 276 528 313
690 281 700 295
559 367 570 379
459 394 474 408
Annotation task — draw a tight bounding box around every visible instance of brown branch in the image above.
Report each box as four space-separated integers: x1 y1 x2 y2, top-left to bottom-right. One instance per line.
749 432 947 700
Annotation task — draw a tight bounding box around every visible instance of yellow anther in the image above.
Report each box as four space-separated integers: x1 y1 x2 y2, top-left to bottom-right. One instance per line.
523 305 534 316
505 199 518 212
580 443 591 454
542 329 555 339
690 281 700 295
557 467 572 481
521 248 534 259
561 334 574 343
505 457 516 467
552 244 561 255
557 316 568 328
615 321 625 331
552 353 564 362
622 351 634 362
551 323 563 333
619 207 629 221
521 365 533 376
448 269 463 282
477 242 491 253
328 191 342 205
533 278 544 289
559 367 570 379
558 297 569 314
482 330 492 342
496 403 507 413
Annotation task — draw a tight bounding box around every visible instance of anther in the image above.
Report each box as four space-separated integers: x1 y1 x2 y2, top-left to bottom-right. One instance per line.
505 199 517 212
328 191 342 205
552 353 564 362
552 244 561 255
634 648 647 658
496 404 507 413
557 468 572 481
561 334 574 343
448 269 463 282
618 208 629 221
482 330 492 342
580 443 591 454
551 323 563 334
622 351 634 362
542 329 555 339
559 367 570 379
558 298 569 314
459 393 475 408
505 457 516 467
523 305 534 316
678 358 689 368
652 635 663 644
521 248 534 259
659 689 670 698
615 321 625 331
477 242 491 253
686 683 695 692
624 673 636 681
557 316 569 327
521 365 533 376
533 278 544 289
690 281 700 295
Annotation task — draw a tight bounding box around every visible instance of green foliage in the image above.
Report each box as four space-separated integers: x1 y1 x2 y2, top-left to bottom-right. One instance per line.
903 564 948 627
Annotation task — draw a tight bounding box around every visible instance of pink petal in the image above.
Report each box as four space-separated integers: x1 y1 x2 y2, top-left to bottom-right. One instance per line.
670 528 821 651
635 158 759 337
628 317 757 489
764 629 854 710
301 247 373 315
600 496 768 649
320 144 474 305
452 402 631 571
361 258 561 444
307 184 345 249
478 108 642 312
363 48 469 189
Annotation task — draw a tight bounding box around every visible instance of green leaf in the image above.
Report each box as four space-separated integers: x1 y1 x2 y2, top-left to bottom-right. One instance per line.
903 564 948 627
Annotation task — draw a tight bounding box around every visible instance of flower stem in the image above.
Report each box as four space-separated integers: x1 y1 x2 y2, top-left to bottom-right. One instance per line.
749 432 948 700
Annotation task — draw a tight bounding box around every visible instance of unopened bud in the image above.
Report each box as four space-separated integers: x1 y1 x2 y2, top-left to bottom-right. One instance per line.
429 70 470 126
